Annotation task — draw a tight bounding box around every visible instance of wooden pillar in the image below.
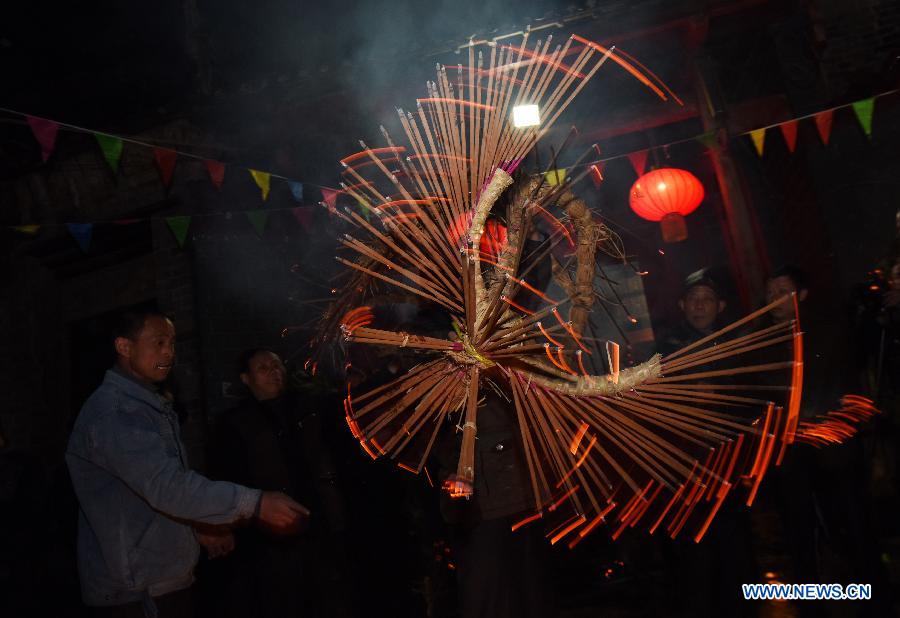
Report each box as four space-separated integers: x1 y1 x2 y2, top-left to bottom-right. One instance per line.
692 55 768 311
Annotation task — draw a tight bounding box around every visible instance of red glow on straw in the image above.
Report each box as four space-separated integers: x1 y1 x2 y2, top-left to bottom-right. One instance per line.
417 98 495 111
340 146 406 165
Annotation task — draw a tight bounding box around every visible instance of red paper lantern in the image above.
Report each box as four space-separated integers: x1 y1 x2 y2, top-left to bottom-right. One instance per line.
448 215 507 262
480 219 507 262
629 168 704 243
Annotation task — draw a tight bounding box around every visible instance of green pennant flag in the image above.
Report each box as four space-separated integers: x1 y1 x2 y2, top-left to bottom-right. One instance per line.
246 210 268 237
165 216 191 248
851 97 875 138
249 169 271 201
749 128 766 156
695 131 717 150
95 133 124 172
355 197 372 220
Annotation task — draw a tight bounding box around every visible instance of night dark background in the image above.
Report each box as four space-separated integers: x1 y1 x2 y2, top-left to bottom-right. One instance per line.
1 0 899 616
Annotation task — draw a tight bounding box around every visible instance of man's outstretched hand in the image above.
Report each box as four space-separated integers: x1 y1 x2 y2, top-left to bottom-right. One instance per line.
257 491 310 534
195 528 235 559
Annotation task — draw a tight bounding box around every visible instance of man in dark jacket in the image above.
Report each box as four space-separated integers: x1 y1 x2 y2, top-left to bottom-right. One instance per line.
213 348 349 618
657 272 756 618
438 388 551 618
658 270 727 357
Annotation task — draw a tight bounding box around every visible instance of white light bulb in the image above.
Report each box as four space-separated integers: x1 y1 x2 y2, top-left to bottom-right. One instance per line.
512 104 541 128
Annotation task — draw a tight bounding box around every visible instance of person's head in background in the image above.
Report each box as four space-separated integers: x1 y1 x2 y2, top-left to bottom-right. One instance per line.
889 261 900 291
239 348 286 401
678 272 726 334
765 265 809 323
112 310 175 386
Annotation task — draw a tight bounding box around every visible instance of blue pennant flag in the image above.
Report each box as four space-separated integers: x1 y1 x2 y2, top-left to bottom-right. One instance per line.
288 181 304 202
66 223 93 253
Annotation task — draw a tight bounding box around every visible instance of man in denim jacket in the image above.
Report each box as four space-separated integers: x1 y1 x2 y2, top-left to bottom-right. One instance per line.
67 311 308 618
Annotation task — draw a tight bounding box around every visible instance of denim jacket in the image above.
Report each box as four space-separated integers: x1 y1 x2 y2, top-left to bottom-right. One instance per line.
66 369 261 607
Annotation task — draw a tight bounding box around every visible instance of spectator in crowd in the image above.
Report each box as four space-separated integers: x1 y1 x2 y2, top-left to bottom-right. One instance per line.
763 265 891 616
658 270 756 618
658 270 727 356
66 310 308 618
212 348 351 618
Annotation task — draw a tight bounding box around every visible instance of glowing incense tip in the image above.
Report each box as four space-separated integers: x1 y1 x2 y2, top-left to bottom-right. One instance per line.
512 104 541 127
569 422 589 455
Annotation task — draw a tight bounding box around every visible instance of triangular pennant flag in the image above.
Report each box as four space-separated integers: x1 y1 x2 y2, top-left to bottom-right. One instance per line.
246 210 268 237
851 97 875 138
814 110 834 146
66 223 93 253
249 169 271 201
94 133 124 173
779 120 799 153
205 160 225 190
749 128 766 156
292 207 313 231
153 148 178 187
26 116 59 162
321 187 340 213
627 150 648 176
695 131 718 150
287 181 304 202
545 168 567 186
13 224 41 235
165 216 191 248
589 163 605 188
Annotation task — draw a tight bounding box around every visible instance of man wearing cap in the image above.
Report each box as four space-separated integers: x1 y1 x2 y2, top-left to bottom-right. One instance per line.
657 270 756 618
659 271 727 357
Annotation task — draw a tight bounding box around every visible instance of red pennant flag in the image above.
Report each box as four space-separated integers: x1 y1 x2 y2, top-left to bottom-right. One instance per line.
205 160 225 190
292 207 314 231
814 110 834 146
779 120 798 153
153 148 178 187
627 150 648 177
321 187 340 213
26 116 59 162
589 163 606 188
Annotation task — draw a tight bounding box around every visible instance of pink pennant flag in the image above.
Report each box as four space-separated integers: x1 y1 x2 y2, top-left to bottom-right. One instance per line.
205 160 225 190
779 120 798 153
292 207 314 231
153 148 178 187
627 150 648 177
26 116 60 162
814 110 834 146
321 187 340 213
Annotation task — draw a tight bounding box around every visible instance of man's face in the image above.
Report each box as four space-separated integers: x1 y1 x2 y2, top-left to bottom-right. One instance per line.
241 351 286 401
766 275 806 322
679 285 724 332
889 263 900 290
115 316 176 384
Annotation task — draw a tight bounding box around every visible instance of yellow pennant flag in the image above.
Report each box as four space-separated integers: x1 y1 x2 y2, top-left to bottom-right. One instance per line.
249 169 271 201
545 168 567 186
749 128 766 156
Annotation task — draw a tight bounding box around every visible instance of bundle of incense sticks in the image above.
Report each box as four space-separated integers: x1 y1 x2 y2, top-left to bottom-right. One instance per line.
316 32 876 544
